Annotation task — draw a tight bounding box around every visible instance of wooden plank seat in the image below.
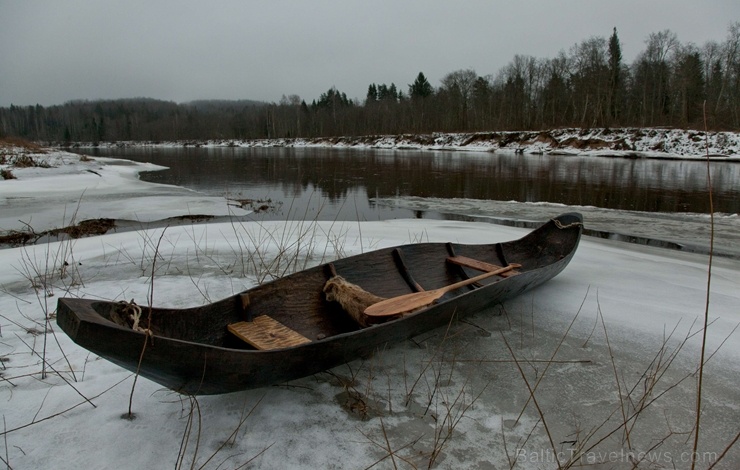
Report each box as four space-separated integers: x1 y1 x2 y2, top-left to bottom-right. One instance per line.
446 255 520 277
228 316 311 350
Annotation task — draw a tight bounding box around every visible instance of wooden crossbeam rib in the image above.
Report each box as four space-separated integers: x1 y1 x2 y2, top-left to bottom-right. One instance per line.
228 316 311 350
446 255 520 277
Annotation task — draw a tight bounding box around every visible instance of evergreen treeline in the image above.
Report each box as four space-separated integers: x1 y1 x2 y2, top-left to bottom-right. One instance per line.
2 24 739 143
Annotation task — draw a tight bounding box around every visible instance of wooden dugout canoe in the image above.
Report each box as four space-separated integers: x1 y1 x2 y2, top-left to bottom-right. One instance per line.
57 213 583 395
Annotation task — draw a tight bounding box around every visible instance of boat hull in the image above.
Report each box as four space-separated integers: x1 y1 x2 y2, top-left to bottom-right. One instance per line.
57 213 583 395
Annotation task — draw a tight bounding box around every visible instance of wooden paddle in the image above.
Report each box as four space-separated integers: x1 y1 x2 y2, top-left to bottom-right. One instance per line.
364 263 521 317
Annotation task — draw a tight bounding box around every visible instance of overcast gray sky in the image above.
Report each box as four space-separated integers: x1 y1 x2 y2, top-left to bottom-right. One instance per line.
2 0 738 107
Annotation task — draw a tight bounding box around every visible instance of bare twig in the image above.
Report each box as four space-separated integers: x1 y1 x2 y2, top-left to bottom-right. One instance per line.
0 375 130 437
195 394 266 470
514 287 589 426
14 334 95 409
2 416 10 470
598 295 631 450
691 100 714 470
500 332 561 470
127 227 168 418
359 421 420 470
706 429 740 470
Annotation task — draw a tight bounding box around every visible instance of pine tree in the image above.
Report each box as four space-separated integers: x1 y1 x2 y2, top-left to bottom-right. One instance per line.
409 72 434 99
366 84 378 103
608 27 623 122
388 83 398 101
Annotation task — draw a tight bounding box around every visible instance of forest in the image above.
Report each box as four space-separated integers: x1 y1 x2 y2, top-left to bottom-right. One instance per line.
1 24 739 143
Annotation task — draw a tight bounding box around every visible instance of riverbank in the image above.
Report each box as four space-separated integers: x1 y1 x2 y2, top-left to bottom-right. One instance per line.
66 127 740 161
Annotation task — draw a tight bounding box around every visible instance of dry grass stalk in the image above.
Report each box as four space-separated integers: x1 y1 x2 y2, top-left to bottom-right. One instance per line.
0 374 131 438
707 430 740 470
175 395 202 470
14 334 94 409
427 377 489 469
691 100 715 470
513 287 590 426
9 206 86 387
500 331 562 469
359 417 420 470
172 392 273 470
598 302 632 450
2 417 9 470
126 227 168 419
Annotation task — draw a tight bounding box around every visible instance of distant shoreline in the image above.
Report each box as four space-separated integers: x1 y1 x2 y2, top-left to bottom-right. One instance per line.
58 128 740 162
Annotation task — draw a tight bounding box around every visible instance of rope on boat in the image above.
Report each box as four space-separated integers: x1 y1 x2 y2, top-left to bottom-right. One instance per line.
118 299 153 336
553 219 583 230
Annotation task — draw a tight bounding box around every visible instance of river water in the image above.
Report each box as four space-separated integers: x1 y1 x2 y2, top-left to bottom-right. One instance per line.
74 146 740 258
76 146 739 218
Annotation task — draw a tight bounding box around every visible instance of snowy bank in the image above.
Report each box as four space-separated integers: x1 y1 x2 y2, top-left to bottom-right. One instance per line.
69 127 740 161
1 143 249 235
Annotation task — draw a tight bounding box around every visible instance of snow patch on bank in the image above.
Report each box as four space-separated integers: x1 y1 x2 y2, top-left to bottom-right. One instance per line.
70 128 740 160
1 146 249 234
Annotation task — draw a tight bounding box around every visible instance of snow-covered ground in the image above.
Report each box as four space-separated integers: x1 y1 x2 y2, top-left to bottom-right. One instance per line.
1 141 738 468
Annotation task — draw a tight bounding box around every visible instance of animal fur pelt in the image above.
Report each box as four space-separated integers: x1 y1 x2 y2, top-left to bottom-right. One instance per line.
323 275 397 327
